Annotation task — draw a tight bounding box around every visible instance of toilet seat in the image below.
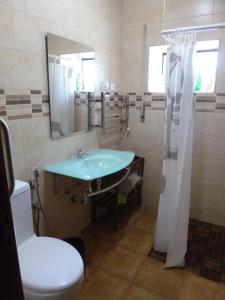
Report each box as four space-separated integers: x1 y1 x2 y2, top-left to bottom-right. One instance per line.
18 236 84 295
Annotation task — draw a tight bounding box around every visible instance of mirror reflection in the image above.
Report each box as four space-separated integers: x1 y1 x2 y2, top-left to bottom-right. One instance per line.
46 33 95 139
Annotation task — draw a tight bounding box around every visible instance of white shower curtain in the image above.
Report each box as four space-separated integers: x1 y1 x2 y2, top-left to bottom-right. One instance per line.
154 32 196 267
49 62 74 137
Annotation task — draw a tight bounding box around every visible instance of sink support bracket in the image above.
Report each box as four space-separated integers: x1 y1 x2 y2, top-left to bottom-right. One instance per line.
84 166 130 199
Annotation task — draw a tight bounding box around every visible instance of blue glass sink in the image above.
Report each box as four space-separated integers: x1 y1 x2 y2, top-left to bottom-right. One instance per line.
44 149 134 180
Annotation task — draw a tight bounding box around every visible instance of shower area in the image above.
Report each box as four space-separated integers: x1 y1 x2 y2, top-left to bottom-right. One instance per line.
121 1 225 283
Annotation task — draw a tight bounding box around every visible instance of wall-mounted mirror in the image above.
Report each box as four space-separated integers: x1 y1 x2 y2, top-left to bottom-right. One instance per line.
46 33 95 139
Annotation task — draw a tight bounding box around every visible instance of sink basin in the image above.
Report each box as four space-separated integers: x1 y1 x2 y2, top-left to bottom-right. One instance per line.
44 149 134 180
81 157 117 170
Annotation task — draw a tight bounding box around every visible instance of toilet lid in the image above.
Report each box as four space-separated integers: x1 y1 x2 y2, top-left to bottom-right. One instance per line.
18 236 84 294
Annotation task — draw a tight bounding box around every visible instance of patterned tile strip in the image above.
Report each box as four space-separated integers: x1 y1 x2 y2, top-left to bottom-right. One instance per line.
31 90 41 94
1 90 225 120
216 103 225 109
8 114 32 120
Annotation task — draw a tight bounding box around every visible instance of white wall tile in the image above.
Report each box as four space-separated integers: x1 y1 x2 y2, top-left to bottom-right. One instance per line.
215 0 225 14
164 0 214 20
0 48 18 89
0 4 14 48
123 0 164 25
0 0 11 6
12 10 45 55
8 119 24 155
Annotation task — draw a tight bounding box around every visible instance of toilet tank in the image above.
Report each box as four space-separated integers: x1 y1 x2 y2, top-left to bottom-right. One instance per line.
10 180 34 246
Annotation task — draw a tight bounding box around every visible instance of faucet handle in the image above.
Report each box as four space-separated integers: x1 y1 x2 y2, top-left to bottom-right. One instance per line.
77 149 88 158
77 149 83 158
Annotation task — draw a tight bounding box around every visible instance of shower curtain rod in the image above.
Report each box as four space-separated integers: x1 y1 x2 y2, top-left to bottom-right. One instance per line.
161 22 225 35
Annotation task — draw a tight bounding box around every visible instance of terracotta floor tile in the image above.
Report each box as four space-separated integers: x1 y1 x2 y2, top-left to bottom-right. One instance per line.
78 268 129 300
80 230 112 270
178 273 224 300
100 244 144 281
118 226 154 255
130 210 156 234
117 205 144 225
119 283 168 300
77 209 225 300
84 264 97 281
214 284 225 300
134 257 183 300
88 221 127 244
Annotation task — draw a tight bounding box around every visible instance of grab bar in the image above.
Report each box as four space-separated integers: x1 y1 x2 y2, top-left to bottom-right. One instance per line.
84 166 130 198
0 118 15 196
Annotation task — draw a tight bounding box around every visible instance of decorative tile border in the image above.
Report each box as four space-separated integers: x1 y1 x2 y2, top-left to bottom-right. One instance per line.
123 92 223 113
1 89 225 121
74 91 223 113
8 114 32 120
0 89 49 120
31 89 41 95
5 95 31 105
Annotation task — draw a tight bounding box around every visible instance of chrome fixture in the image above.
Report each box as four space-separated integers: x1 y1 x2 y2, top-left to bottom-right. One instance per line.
161 23 225 36
77 149 89 158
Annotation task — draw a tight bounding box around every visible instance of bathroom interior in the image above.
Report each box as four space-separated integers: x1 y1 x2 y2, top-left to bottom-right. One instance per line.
1 0 225 299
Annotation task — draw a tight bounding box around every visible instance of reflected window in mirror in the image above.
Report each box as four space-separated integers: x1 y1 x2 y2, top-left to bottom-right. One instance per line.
81 52 95 91
60 52 94 92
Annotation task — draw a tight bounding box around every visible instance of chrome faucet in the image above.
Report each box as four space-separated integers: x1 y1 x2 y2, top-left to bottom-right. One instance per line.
77 149 88 158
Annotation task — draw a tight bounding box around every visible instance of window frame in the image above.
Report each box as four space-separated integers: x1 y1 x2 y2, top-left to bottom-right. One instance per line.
148 41 219 94
81 57 95 92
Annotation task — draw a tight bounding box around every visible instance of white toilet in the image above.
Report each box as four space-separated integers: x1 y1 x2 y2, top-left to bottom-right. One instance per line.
11 180 84 300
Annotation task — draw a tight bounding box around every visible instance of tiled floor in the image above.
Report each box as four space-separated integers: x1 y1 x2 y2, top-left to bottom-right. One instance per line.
77 206 225 300
187 219 225 283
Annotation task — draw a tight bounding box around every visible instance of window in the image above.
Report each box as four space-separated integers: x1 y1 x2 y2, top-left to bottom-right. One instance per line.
148 40 219 93
60 52 95 92
148 45 168 93
194 41 219 93
81 54 95 92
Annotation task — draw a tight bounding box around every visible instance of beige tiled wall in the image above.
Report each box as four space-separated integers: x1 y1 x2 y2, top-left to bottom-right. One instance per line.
121 0 225 226
2 0 225 234
0 0 123 237
122 0 225 94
